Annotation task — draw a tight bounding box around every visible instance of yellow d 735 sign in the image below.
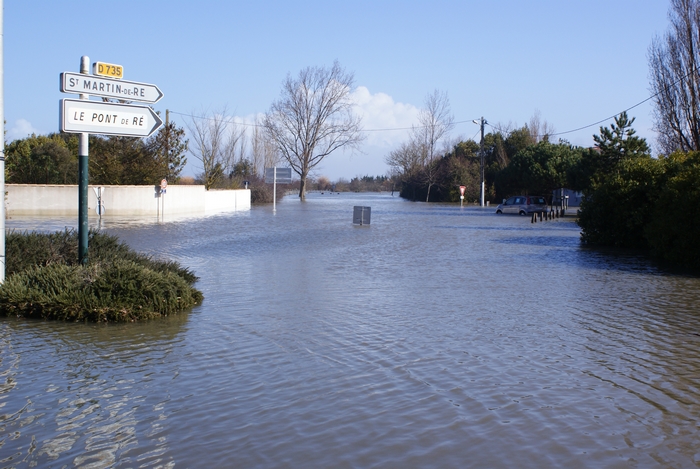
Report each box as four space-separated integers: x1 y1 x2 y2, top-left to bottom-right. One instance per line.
93 62 123 79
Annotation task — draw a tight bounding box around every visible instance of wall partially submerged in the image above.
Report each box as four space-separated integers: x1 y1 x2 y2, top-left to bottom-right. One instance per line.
6 184 251 217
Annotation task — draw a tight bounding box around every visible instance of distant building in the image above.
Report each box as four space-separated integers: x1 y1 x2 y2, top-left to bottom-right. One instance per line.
552 188 583 208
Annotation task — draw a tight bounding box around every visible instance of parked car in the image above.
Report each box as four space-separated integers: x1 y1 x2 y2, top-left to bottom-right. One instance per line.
495 196 548 215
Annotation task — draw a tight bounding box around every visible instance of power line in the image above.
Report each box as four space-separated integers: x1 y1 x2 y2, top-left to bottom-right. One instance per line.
167 65 697 138
169 109 482 133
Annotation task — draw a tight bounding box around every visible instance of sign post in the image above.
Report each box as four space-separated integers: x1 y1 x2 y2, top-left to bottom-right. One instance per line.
60 56 163 264
265 167 292 212
78 56 90 264
160 178 167 220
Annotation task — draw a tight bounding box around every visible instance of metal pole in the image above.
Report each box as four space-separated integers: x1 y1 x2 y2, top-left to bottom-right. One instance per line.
165 109 170 179
0 0 5 283
479 117 485 207
273 167 277 212
164 111 169 221
78 56 90 264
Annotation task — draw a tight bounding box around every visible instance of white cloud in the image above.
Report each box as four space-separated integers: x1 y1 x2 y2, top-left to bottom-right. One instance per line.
7 119 42 141
351 86 419 147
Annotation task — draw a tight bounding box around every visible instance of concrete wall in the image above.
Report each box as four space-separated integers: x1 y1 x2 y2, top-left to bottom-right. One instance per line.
6 184 250 217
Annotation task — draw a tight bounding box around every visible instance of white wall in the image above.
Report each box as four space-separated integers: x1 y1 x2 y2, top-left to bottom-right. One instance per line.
6 184 250 217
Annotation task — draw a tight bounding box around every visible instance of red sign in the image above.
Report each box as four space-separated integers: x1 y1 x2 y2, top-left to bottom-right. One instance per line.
459 185 466 196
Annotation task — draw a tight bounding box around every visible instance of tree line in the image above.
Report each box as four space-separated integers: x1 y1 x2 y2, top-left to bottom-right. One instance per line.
385 99 576 205
5 119 188 186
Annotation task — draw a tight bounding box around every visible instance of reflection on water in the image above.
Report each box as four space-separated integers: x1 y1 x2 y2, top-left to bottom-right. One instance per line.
2 193 700 468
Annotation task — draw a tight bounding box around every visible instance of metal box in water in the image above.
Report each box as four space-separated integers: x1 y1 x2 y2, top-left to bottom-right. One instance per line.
353 206 371 225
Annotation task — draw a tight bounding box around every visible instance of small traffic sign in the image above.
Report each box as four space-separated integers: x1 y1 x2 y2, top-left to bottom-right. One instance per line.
61 72 164 103
264 167 293 184
93 61 123 79
60 99 163 137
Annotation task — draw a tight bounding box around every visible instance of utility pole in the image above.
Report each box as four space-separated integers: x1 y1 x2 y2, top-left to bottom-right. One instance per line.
473 117 487 207
0 0 5 282
165 109 170 180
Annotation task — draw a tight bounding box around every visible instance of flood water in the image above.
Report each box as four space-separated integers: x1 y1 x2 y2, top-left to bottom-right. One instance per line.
2 193 700 468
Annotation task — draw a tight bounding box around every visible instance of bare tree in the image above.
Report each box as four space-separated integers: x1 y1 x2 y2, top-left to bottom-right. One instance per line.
648 0 700 153
251 116 281 178
262 61 364 200
414 90 454 201
236 129 248 170
385 140 424 178
526 110 556 143
187 107 244 189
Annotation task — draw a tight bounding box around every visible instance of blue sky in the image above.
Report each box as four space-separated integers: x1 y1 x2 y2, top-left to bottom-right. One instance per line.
5 0 670 180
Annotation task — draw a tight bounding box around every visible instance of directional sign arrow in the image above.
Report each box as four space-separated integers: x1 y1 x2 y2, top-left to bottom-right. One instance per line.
60 99 163 137
60 72 164 103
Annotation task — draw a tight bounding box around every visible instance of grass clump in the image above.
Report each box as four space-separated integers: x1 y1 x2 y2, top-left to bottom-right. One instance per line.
0 229 203 322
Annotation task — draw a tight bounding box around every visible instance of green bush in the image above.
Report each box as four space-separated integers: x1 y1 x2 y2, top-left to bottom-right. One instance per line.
0 230 203 321
645 152 700 268
578 156 664 249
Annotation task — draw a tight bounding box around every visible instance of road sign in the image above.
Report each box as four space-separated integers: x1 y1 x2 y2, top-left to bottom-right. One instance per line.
353 206 371 225
60 99 163 137
61 72 164 103
265 167 293 184
93 61 123 79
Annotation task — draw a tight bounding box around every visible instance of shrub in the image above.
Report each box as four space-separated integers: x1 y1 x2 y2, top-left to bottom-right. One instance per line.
0 230 203 321
250 184 273 204
646 152 700 268
578 156 664 249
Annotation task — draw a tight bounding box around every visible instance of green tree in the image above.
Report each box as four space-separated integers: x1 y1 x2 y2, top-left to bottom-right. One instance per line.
144 120 188 183
495 141 583 199
89 136 159 185
6 129 187 186
578 156 663 248
484 127 536 201
592 112 649 170
231 158 254 178
577 114 656 249
569 112 650 194
646 151 700 267
5 134 77 184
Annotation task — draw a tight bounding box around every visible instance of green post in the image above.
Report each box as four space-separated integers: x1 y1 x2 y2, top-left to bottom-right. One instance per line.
78 56 90 265
78 147 88 264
